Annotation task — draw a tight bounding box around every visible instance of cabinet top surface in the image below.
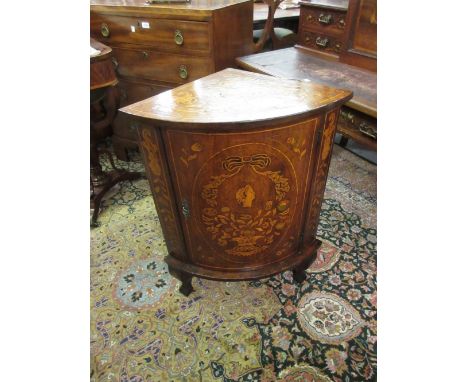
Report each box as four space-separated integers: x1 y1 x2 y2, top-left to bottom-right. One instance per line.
91 0 251 12
120 68 352 125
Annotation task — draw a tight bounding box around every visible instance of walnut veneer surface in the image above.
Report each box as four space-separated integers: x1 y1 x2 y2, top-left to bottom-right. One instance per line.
120 68 352 295
91 0 254 160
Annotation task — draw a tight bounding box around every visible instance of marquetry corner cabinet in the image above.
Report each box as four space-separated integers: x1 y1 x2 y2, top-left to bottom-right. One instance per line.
90 0 254 161
120 68 352 296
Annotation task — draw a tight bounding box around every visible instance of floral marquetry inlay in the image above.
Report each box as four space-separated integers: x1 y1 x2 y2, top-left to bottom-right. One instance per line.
194 145 298 258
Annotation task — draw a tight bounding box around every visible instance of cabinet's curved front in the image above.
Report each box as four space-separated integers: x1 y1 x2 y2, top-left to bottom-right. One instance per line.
122 68 352 295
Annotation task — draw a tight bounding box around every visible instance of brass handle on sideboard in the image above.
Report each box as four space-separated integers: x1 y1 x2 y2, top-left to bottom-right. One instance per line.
178 65 188 80
359 122 377 139
340 110 355 124
315 36 329 48
174 30 184 45
101 23 110 38
307 14 312 22
141 51 149 59
318 13 333 25
338 18 346 28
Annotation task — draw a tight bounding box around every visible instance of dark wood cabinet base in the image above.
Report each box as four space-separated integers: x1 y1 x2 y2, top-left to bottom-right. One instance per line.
165 239 321 296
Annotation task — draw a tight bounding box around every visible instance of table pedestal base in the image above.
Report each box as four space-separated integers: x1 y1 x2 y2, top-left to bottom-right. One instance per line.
90 148 142 227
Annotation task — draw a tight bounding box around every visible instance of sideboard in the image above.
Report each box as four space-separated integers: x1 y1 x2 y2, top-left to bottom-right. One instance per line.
91 0 254 160
237 0 376 150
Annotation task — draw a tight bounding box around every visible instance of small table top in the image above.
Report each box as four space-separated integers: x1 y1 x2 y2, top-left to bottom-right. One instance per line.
90 38 118 91
236 47 376 117
120 68 352 127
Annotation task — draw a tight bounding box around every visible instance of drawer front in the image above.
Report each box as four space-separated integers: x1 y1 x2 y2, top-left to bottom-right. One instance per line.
300 6 347 37
299 30 344 56
338 107 377 148
111 47 214 84
118 80 171 107
114 80 172 141
91 14 211 54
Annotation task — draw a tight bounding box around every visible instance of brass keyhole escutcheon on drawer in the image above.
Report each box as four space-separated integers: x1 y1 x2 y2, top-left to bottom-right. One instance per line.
318 13 333 24
141 51 149 59
101 23 110 37
178 65 188 80
315 36 329 48
307 14 312 22
174 30 184 45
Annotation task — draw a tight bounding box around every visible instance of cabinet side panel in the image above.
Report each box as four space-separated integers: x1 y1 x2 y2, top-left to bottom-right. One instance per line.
304 108 340 242
212 2 254 71
137 125 188 260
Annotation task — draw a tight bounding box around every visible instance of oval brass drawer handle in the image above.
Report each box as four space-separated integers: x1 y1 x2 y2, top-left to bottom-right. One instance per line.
174 29 184 45
141 51 149 59
318 13 333 25
179 65 188 80
101 23 110 38
307 14 313 22
340 110 354 123
359 122 377 139
315 36 329 48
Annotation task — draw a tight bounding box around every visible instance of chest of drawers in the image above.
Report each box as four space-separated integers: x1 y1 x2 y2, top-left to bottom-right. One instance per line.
91 0 254 160
298 0 348 59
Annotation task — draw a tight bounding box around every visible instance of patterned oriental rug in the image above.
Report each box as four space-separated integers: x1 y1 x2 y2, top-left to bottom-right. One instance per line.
90 145 377 382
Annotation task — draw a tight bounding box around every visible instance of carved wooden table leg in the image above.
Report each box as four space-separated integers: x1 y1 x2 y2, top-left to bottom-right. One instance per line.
169 266 194 296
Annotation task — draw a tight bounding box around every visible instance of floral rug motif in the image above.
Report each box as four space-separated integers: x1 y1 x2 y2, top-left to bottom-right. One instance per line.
91 145 377 381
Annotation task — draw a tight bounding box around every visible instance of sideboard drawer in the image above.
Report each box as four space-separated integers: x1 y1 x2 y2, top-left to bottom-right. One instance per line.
91 14 211 54
114 80 171 142
338 106 377 148
118 79 171 107
299 31 344 55
111 47 214 84
300 6 347 37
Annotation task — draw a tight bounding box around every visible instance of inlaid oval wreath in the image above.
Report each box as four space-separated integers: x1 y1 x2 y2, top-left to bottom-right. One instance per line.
193 143 298 261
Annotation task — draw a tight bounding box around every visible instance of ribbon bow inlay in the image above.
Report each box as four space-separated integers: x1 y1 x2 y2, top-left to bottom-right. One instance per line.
222 154 271 172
